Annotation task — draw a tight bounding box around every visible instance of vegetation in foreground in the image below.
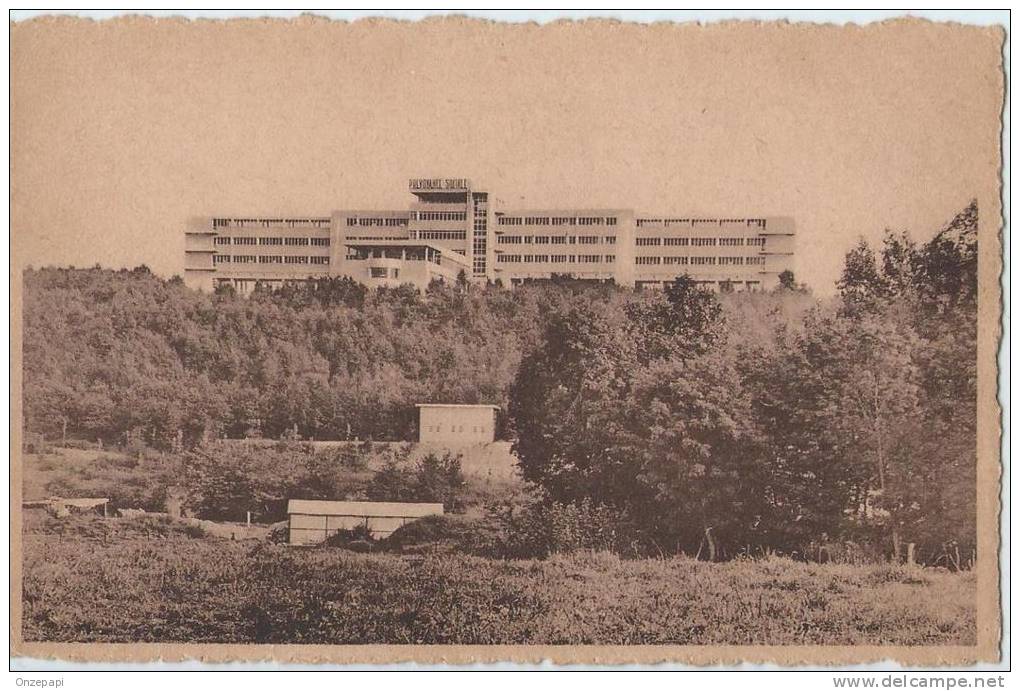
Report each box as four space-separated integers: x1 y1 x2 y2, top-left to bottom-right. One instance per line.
22 527 975 645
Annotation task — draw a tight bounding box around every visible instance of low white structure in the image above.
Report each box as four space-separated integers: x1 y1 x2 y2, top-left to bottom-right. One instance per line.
286 499 444 545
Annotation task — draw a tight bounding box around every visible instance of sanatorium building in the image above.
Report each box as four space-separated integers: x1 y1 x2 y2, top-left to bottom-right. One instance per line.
184 177 795 293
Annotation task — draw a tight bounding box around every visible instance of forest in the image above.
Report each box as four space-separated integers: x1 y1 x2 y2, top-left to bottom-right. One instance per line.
21 202 978 564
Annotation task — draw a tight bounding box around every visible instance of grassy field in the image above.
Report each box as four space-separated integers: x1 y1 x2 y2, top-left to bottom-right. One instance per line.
21 518 975 645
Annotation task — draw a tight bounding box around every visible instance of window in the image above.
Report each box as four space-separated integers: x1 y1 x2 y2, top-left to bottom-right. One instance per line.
663 237 689 246
498 235 524 245
284 237 310 246
370 267 388 278
411 211 467 222
498 216 523 226
605 254 616 263
310 237 331 246
549 236 567 244
285 256 310 264
258 255 284 264
551 217 576 226
233 237 257 245
719 256 745 266
534 236 550 244
746 237 765 247
636 237 661 246
259 237 283 246
746 256 766 266
691 256 717 265
578 254 601 263
233 255 257 264
606 217 617 226
691 238 717 247
664 256 689 265
497 254 522 263
214 237 231 245
213 255 231 264
719 238 745 247
578 235 599 244
310 256 330 265
635 256 661 265
550 255 567 263
604 236 616 244
418 231 466 240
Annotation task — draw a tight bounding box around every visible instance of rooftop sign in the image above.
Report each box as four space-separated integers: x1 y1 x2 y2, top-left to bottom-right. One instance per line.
409 178 471 191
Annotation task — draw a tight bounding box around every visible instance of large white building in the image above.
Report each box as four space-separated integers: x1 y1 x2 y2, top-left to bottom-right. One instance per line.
185 177 795 293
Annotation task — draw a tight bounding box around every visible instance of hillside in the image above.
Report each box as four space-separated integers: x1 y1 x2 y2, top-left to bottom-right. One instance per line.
22 267 818 450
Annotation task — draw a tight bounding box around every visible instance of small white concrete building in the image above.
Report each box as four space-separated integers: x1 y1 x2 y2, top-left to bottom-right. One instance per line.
416 403 499 446
287 499 444 545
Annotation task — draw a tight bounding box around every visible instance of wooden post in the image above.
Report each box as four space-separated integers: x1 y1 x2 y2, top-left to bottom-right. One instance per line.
906 542 915 566
705 527 717 562
246 511 252 526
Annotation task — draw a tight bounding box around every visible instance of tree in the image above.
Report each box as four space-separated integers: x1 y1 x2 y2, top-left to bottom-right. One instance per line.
413 452 465 510
837 238 887 315
777 269 797 291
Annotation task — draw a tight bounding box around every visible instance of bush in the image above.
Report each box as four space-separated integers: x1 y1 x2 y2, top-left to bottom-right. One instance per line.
266 522 290 544
489 497 629 559
365 452 466 511
380 514 502 555
323 523 375 550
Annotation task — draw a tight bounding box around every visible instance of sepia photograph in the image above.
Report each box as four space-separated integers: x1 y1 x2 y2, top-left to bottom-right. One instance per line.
9 10 1007 671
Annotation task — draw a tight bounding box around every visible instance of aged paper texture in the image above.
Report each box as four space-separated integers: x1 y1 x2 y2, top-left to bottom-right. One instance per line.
10 15 1005 666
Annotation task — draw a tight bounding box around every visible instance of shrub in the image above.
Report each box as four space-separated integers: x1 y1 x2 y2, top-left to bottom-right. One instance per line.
489 497 629 559
266 522 290 544
380 514 502 555
413 452 465 511
323 523 375 550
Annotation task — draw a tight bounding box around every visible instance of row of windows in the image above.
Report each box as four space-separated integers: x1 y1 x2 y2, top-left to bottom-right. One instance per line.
635 218 768 229
212 218 330 229
498 235 616 245
346 217 409 227
216 236 331 247
216 255 330 265
424 424 489 434
497 216 619 227
416 230 467 241
497 254 615 264
410 211 467 222
636 236 766 247
635 256 764 266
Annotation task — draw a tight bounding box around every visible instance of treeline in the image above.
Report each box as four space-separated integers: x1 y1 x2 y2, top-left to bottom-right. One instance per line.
22 267 806 448
511 201 978 565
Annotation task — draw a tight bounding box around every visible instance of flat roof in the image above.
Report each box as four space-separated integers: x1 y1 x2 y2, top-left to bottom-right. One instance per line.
287 499 444 518
416 403 500 410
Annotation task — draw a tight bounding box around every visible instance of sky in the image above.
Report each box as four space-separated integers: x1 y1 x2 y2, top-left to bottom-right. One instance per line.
11 15 1004 295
